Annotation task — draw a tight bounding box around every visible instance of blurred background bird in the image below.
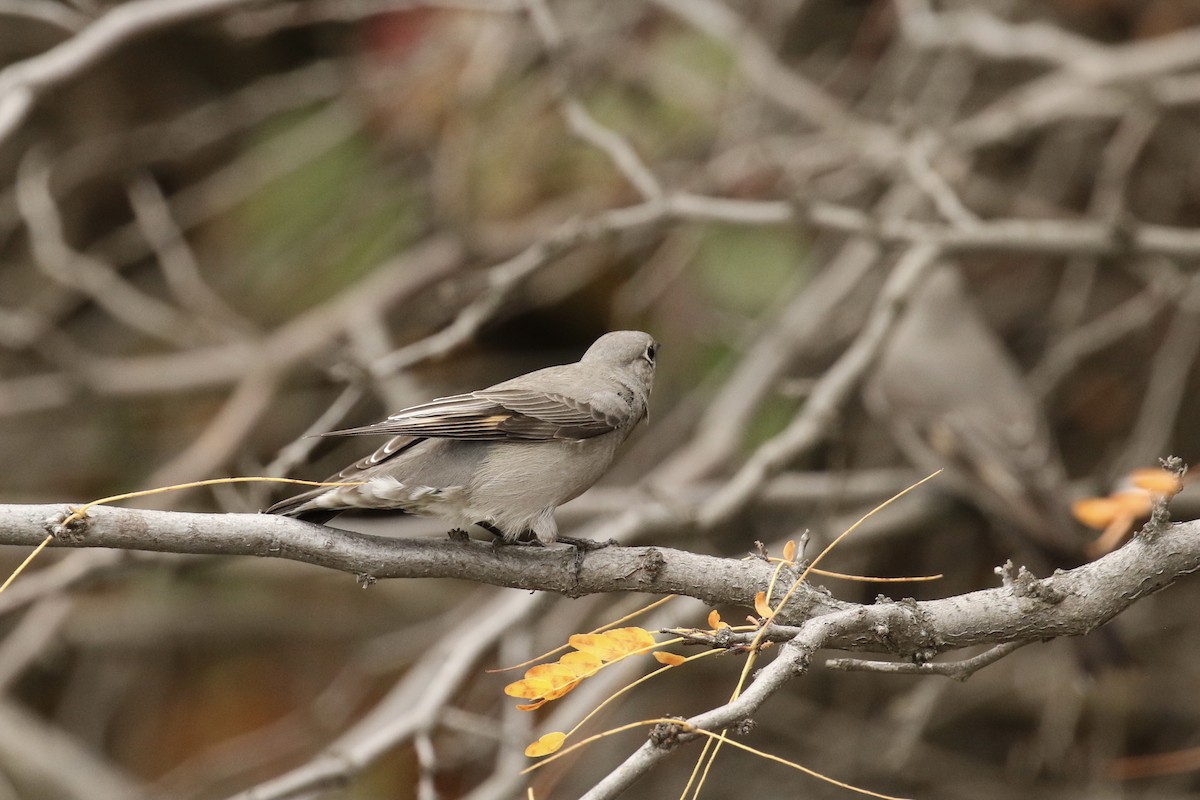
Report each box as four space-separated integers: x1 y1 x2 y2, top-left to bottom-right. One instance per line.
864 265 1088 565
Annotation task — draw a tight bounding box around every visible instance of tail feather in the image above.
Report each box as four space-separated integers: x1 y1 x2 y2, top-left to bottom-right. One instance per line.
266 488 338 524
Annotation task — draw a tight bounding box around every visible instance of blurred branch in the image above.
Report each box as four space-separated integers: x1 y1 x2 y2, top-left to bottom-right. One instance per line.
696 243 941 528
0 698 148 800
901 2 1200 81
0 0 260 149
369 201 674 377
0 0 89 32
140 370 281 494
652 0 871 135
0 61 348 288
0 595 72 692
526 0 663 201
224 0 522 37
0 236 461 412
9 184 1199 415
1118 274 1200 471
16 156 203 347
125 172 257 340
226 589 548 800
805 201 1200 256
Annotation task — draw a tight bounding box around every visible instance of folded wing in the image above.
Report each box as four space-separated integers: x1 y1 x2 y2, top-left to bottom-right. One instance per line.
324 385 635 442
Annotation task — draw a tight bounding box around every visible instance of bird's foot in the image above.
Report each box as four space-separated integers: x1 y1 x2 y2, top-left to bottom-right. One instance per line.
487 527 545 552
447 528 471 542
556 536 618 551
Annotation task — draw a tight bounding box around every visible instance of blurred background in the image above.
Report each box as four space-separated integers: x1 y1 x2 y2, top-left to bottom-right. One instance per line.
4 0 1200 797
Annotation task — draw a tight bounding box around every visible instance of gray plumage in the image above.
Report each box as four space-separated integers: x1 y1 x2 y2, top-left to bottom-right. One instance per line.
864 267 1083 559
268 331 658 543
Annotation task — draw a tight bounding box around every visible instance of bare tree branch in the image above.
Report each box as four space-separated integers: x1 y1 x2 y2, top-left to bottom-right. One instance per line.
0 0 260 148
0 503 1195 649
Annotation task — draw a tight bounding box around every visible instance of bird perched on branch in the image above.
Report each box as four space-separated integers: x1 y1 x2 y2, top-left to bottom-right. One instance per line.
864 266 1085 561
269 330 658 544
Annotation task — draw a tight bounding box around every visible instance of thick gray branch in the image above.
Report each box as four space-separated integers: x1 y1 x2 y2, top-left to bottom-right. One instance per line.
0 503 820 610
0 504 1197 654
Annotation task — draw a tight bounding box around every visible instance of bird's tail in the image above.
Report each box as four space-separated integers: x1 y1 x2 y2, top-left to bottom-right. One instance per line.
266 489 338 524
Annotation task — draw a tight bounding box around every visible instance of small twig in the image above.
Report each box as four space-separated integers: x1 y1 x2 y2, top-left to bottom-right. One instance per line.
825 641 1032 682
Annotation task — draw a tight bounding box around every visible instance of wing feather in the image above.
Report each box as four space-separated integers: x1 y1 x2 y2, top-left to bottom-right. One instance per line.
322 367 640 442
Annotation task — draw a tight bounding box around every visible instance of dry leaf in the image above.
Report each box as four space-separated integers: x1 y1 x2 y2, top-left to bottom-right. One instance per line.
504 677 554 699
1072 497 1121 530
525 732 566 757
1130 467 1182 496
558 650 603 675
754 591 773 618
568 633 624 661
605 627 656 652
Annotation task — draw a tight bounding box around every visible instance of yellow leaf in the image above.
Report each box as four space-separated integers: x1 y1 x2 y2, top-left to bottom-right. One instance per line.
605 627 655 652
504 678 553 698
516 699 550 711
558 650 602 675
782 540 796 563
569 633 624 661
653 651 686 666
526 663 577 685
707 609 722 629
525 732 566 757
754 591 773 618
542 679 581 701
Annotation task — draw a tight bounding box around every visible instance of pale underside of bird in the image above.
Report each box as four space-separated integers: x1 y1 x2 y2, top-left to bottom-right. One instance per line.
268 331 658 544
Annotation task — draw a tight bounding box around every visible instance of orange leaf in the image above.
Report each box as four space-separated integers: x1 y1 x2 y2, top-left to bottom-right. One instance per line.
707 609 722 629
782 540 796 563
1072 497 1120 530
1130 468 1182 496
516 699 550 712
1112 489 1152 516
754 591 773 618
653 651 686 666
525 732 566 757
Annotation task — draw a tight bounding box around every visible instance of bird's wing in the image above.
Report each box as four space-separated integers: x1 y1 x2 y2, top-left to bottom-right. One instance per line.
325 375 636 442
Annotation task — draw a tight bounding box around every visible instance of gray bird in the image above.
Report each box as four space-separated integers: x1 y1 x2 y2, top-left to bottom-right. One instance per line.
269 331 659 544
863 266 1084 560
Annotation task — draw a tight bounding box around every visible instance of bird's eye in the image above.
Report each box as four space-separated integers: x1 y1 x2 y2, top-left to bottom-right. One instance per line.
643 343 658 364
